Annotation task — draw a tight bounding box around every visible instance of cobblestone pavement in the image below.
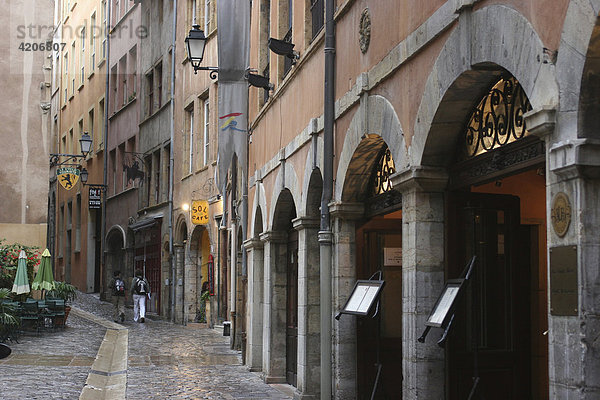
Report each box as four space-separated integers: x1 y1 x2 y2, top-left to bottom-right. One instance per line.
0 292 293 399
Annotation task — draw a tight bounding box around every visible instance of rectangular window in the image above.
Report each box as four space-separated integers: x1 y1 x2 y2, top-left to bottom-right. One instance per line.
89 109 95 153
205 0 211 31
115 0 120 22
146 71 154 115
110 150 116 195
129 46 137 97
145 155 152 207
119 143 126 191
154 150 161 204
69 128 74 154
80 27 85 83
90 13 96 70
311 0 324 39
102 0 107 59
75 194 81 252
98 98 104 150
203 99 210 165
64 52 69 102
71 42 76 94
58 204 64 257
156 63 163 109
187 106 194 174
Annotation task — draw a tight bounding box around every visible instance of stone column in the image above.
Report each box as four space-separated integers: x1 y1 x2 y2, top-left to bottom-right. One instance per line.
173 243 185 324
527 107 600 398
329 202 364 400
391 167 448 400
259 230 288 383
183 242 196 324
293 217 320 399
244 237 264 372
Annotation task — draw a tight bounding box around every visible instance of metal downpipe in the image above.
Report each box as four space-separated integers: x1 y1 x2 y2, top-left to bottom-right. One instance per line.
321 0 335 398
169 0 177 323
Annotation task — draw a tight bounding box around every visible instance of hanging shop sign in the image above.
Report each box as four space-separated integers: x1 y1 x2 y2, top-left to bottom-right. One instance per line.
551 192 571 237
89 187 102 209
57 167 80 190
191 200 210 225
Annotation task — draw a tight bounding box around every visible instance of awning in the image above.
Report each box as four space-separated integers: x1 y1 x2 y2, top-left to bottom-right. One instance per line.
129 214 163 232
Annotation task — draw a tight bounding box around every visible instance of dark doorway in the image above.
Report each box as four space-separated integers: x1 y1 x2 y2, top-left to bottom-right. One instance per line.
356 216 402 400
135 224 162 314
286 230 299 386
447 192 531 400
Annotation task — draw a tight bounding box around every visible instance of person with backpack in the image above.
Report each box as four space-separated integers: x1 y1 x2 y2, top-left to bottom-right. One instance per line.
131 269 150 323
109 270 127 323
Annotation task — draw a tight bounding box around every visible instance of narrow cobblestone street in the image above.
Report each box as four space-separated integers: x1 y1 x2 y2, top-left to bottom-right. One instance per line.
0 292 293 399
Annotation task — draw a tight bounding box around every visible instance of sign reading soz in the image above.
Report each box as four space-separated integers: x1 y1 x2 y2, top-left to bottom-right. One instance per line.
191 200 209 225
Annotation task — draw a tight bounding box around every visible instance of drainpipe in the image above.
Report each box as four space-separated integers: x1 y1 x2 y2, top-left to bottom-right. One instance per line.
230 158 238 347
169 0 178 323
320 0 335 398
100 0 112 299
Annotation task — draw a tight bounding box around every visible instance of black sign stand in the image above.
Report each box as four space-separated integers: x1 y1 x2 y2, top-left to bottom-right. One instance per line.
418 255 483 399
336 271 385 400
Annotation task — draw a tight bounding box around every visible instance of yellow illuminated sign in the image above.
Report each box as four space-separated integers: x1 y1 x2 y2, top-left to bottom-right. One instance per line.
191 200 209 225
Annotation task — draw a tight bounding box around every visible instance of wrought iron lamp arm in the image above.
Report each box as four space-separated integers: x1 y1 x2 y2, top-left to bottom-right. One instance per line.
192 66 219 79
49 153 87 167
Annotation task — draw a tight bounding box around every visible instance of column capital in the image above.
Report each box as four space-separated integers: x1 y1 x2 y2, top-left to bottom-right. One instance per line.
524 106 556 140
259 230 287 244
243 237 264 250
391 166 448 192
292 216 320 231
329 202 364 220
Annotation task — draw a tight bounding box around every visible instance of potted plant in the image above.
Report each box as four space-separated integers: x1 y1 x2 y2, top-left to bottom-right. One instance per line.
47 281 77 323
0 288 19 342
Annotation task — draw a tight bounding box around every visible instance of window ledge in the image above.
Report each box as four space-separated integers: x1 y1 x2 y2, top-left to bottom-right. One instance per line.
78 83 84 91
88 70 95 80
97 58 106 69
69 94 74 101
195 165 209 175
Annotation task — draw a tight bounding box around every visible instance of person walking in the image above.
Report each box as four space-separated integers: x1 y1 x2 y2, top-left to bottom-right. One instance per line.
131 269 150 323
109 270 126 323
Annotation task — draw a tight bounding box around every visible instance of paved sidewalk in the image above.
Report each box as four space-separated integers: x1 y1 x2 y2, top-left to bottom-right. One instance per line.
0 292 293 400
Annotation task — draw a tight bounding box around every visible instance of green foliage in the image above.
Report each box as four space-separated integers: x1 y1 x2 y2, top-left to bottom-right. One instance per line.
0 288 20 342
200 290 211 302
0 239 41 289
47 281 77 305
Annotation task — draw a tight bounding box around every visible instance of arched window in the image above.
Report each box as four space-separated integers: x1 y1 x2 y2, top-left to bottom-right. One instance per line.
371 146 395 196
462 76 532 160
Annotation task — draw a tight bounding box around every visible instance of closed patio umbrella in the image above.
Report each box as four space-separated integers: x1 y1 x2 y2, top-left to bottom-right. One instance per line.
31 249 54 297
11 250 30 295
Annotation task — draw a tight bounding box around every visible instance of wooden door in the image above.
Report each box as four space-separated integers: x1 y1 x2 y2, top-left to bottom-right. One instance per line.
286 231 299 386
447 192 531 400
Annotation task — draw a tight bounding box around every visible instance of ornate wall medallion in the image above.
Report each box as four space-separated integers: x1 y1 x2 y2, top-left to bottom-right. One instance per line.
359 8 371 54
551 192 571 237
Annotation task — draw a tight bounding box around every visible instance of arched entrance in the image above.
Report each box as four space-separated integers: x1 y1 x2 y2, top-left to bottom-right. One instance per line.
342 136 403 400
106 227 126 298
271 188 298 387
435 73 548 399
189 225 210 323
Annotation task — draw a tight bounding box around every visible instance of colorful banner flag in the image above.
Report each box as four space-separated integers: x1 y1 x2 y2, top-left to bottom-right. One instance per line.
217 0 250 193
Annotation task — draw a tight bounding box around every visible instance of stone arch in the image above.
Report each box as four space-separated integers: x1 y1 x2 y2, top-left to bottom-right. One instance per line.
576 10 600 139
411 4 559 167
335 94 407 201
251 182 267 238
268 161 301 230
105 225 126 298
174 213 188 245
304 168 323 218
557 0 600 117
106 225 127 247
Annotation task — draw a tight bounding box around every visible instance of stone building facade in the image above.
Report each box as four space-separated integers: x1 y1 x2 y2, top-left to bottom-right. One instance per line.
0 0 54 249
243 0 600 399
52 0 108 292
